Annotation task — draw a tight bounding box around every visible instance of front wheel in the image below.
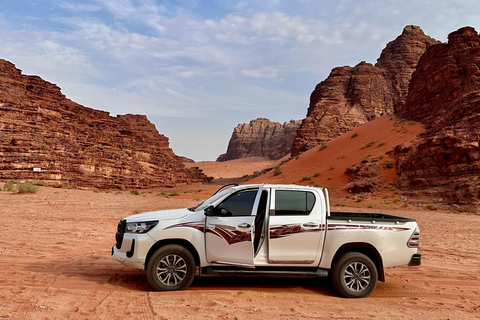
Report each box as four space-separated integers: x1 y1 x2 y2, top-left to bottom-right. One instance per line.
332 252 378 298
147 244 196 291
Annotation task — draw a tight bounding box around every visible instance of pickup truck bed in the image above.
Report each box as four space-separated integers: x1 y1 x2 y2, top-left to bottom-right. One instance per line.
329 211 416 222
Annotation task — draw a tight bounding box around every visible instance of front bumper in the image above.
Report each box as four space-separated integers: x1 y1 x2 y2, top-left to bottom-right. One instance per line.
112 231 156 270
408 253 422 266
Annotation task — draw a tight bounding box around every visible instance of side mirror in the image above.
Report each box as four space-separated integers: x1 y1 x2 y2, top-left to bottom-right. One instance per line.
204 205 215 217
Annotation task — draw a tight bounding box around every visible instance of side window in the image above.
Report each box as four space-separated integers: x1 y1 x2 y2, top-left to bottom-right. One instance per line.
216 189 258 216
274 190 316 216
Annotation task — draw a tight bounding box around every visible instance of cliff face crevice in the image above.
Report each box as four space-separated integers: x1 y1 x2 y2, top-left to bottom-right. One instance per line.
0 59 201 189
394 27 480 204
291 25 439 156
217 118 301 161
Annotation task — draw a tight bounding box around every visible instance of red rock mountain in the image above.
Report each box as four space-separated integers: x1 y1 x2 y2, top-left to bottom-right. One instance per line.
394 27 480 205
0 60 203 189
217 118 301 161
291 26 439 155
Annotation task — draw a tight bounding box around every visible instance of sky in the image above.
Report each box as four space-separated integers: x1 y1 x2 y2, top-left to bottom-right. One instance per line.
0 1 479 161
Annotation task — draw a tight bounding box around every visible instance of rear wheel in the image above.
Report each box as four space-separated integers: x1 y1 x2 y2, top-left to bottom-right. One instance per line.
332 252 378 298
147 244 196 291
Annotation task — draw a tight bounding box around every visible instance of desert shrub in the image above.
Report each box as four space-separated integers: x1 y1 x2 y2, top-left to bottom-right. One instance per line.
313 172 321 177
169 191 180 196
351 133 358 138
318 142 327 151
329 165 334 170
273 166 282 176
425 204 438 210
361 141 375 149
302 176 311 181
17 183 40 194
3 181 16 192
377 141 386 147
393 117 407 127
130 190 140 195
454 205 471 213
384 159 395 169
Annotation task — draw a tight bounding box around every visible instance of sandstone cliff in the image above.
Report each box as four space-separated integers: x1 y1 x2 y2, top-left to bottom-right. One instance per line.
394 27 480 205
217 118 301 161
291 26 438 155
0 59 203 189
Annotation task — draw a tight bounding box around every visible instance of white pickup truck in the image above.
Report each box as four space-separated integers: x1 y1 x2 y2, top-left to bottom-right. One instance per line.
113 184 421 298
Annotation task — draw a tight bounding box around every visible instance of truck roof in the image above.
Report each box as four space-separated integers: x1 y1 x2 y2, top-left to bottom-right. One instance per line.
230 184 326 191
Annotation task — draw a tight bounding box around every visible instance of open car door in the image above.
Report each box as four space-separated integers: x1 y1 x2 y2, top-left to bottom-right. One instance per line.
205 187 264 267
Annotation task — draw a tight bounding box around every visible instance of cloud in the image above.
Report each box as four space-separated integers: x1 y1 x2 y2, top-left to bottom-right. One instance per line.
58 2 102 12
242 66 280 78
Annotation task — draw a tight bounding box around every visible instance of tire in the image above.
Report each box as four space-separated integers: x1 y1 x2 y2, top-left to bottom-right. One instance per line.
147 244 196 291
332 252 378 298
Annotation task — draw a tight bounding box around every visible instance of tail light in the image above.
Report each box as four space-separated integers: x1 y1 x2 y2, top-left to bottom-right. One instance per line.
407 226 420 248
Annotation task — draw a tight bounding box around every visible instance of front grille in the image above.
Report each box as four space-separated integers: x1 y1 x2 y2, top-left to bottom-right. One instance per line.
116 219 126 249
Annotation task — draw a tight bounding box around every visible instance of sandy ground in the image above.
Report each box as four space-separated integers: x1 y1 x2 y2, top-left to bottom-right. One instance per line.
0 186 479 320
185 157 282 179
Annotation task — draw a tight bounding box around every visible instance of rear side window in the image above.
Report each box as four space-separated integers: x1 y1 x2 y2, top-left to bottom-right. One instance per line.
274 190 316 216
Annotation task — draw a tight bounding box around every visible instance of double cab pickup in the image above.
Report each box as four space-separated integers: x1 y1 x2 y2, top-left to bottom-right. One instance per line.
113 184 421 298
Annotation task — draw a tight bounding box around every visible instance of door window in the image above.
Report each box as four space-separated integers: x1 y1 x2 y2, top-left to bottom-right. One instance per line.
274 190 315 216
216 189 258 216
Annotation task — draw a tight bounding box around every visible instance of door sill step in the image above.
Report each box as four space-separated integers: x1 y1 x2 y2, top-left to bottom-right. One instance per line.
201 267 328 278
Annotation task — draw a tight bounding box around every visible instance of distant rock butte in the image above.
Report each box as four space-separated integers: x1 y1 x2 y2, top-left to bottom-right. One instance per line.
217 118 301 161
291 25 439 156
0 59 207 189
394 27 480 204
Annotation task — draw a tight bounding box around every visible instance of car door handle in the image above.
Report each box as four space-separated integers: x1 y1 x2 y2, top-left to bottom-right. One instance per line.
238 223 251 229
302 222 319 228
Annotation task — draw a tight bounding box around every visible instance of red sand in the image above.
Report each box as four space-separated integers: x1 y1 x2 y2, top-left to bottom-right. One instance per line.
0 186 478 319
249 116 424 204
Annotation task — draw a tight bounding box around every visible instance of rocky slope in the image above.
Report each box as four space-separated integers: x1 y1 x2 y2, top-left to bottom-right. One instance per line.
0 59 204 189
394 27 480 205
217 118 301 161
292 25 439 155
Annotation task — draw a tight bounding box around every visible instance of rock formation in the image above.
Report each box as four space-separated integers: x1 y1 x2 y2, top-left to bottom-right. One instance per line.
217 118 301 161
394 27 480 205
0 59 205 189
291 25 438 155
345 158 387 193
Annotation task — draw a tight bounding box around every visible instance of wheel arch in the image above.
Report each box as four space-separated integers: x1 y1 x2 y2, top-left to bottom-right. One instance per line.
145 239 200 270
331 242 385 282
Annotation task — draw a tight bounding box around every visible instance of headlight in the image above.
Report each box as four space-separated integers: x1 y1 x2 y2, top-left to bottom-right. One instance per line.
125 220 159 233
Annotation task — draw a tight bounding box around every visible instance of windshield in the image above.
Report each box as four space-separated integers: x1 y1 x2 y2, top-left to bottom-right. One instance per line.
194 188 235 212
